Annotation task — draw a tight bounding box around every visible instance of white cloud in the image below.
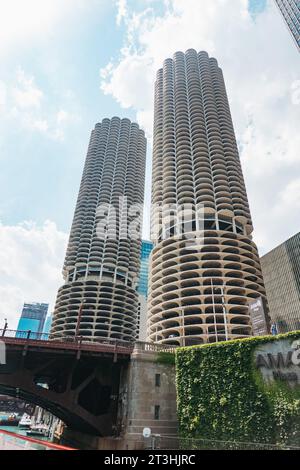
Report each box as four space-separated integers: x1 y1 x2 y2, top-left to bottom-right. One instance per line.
56 109 79 126
254 177 300 254
0 82 7 111
0 68 80 140
12 68 44 109
101 0 300 254
101 54 153 110
291 79 300 105
0 220 68 329
116 0 128 26
30 119 49 133
57 110 70 124
275 178 300 213
100 62 114 80
0 0 88 57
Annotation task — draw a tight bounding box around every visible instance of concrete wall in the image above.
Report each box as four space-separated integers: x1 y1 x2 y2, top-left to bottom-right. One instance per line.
121 345 178 449
61 344 178 450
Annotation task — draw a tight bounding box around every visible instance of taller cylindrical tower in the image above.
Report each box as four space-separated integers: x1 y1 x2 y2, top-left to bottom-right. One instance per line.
52 117 146 342
147 50 267 346
274 0 300 51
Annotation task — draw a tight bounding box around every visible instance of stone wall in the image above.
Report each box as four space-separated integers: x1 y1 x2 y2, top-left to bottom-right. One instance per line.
61 343 178 450
120 345 178 449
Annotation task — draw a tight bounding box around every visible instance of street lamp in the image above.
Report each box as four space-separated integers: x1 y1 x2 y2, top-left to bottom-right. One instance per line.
210 278 218 343
1 318 8 337
210 281 229 342
75 299 86 340
180 308 185 347
219 285 229 342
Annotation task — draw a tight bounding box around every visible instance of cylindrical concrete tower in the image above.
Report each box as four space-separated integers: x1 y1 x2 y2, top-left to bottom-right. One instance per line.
52 117 146 342
274 0 300 51
147 50 267 346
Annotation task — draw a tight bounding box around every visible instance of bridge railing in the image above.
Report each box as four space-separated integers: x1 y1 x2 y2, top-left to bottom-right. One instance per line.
0 329 68 342
0 329 178 353
0 329 51 341
0 429 75 451
134 341 177 354
0 329 134 349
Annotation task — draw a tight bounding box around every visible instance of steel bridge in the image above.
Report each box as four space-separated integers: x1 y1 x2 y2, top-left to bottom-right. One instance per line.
0 329 134 435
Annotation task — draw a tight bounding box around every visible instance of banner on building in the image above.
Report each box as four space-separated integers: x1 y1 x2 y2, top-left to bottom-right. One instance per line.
249 297 269 336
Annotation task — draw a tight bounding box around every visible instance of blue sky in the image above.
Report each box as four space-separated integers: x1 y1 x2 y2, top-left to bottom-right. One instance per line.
0 0 173 233
0 0 299 327
0 1 132 231
0 0 268 232
249 0 267 15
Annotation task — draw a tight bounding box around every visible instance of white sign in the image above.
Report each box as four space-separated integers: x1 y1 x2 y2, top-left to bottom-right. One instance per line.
142 427 151 438
255 338 300 387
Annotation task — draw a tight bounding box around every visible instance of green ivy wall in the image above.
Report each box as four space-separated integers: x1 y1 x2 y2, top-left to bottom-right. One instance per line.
176 332 300 447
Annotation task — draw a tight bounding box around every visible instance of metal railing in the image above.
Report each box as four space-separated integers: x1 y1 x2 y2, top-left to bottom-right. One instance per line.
1 329 52 341
142 435 300 450
134 341 177 353
0 328 130 344
0 328 134 352
0 429 75 451
0 329 177 354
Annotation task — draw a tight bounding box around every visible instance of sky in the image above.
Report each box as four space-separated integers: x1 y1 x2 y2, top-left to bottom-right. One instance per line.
0 0 299 328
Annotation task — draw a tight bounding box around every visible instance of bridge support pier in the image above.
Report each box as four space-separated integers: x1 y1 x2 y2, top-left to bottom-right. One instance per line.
60 343 178 450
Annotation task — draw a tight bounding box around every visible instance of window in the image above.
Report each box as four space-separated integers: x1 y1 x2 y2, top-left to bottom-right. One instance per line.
154 405 160 420
155 374 161 387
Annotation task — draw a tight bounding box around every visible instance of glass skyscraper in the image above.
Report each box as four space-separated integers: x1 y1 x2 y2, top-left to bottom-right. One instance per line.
137 240 153 298
274 0 300 51
137 240 153 341
42 315 53 339
16 303 49 338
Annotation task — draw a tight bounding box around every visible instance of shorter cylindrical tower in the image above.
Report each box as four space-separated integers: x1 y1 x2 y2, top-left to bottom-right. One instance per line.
51 117 146 342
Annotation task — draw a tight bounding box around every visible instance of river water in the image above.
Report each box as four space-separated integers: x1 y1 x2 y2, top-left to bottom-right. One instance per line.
0 424 48 440
0 413 52 450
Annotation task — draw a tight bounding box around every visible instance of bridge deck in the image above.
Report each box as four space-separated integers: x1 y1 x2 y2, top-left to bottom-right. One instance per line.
0 330 134 356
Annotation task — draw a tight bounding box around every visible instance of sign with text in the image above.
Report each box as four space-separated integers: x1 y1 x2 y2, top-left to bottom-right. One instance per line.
249 297 269 336
255 337 300 387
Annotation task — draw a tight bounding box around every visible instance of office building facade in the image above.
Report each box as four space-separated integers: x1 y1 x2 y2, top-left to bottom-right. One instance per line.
42 315 52 339
137 240 154 298
137 240 153 340
274 0 300 51
16 303 48 338
51 117 146 342
147 49 267 346
261 232 300 333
